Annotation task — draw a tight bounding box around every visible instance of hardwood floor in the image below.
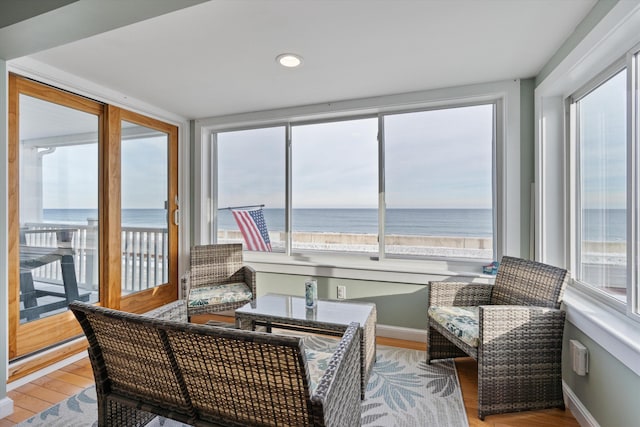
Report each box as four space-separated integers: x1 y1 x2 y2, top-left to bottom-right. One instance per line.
0 359 94 426
1 326 580 426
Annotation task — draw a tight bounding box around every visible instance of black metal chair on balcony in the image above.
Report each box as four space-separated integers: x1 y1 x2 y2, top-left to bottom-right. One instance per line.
19 228 90 321
426 256 568 419
184 243 256 318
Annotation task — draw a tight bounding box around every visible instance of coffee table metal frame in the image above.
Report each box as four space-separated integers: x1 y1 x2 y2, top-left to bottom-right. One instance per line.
235 293 377 398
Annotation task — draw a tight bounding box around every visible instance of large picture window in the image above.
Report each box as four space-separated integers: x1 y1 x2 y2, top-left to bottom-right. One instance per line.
291 119 378 253
212 103 497 261
215 127 286 251
383 105 494 259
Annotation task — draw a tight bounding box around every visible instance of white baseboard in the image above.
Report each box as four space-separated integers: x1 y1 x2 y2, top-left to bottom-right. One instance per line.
0 397 14 419
376 324 426 344
563 381 600 427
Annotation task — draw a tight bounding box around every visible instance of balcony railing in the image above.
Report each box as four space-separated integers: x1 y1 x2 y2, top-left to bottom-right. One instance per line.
23 222 168 293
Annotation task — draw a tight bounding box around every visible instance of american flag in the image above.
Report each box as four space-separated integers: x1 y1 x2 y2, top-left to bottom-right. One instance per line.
231 208 272 251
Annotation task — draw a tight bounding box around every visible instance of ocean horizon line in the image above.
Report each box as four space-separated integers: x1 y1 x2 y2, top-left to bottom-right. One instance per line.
40 207 625 242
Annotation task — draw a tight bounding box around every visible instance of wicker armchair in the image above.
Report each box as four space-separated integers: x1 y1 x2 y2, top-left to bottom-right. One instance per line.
426 256 568 420
185 243 256 317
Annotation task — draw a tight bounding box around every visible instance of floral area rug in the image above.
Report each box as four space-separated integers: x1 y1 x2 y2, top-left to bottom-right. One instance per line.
18 337 468 427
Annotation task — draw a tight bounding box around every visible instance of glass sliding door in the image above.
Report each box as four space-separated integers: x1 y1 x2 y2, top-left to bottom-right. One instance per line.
117 110 178 313
8 75 179 361
121 121 169 293
9 75 104 357
19 94 101 322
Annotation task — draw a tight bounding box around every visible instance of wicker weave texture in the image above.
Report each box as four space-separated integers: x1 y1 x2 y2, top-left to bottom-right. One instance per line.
236 299 376 399
478 305 566 417
491 256 567 308
426 256 568 420
186 244 257 315
70 301 361 427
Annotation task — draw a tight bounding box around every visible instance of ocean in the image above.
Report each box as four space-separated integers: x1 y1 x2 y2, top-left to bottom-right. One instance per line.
40 208 626 241
221 208 493 237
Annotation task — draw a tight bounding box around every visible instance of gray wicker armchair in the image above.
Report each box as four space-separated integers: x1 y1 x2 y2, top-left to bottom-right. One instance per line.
70 301 362 427
185 243 256 317
426 256 568 420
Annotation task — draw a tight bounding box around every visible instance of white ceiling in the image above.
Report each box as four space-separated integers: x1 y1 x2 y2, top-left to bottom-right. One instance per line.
22 0 597 120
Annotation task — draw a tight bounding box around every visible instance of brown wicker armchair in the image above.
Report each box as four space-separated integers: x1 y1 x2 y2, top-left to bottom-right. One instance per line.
185 243 256 317
426 256 568 420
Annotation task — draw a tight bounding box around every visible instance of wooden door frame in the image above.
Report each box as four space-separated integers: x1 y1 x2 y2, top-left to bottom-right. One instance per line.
8 75 179 359
116 108 179 313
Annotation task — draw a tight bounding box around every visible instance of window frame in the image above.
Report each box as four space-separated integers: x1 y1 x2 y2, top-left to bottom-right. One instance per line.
199 83 517 276
567 60 630 313
7 74 180 359
379 101 499 262
211 123 288 250
535 0 640 378
213 105 498 261
567 52 640 322
630 44 640 318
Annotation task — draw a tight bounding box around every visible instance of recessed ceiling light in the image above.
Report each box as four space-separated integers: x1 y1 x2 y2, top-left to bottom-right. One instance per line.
276 53 303 68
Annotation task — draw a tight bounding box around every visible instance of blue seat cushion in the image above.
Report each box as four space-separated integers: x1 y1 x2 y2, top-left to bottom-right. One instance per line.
428 306 479 348
188 282 252 308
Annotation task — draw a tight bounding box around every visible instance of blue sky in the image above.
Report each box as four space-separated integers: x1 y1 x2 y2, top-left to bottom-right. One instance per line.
218 104 494 210
35 102 495 211
41 135 167 210
579 69 626 210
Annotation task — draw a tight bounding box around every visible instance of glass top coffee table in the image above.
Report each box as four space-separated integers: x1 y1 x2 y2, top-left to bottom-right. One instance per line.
235 293 377 398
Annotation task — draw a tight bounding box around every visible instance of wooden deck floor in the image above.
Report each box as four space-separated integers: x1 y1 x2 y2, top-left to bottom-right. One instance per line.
1 329 580 426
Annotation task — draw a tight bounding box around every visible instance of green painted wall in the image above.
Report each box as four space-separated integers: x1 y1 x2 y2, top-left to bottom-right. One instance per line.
563 322 640 427
257 272 429 329
520 78 535 259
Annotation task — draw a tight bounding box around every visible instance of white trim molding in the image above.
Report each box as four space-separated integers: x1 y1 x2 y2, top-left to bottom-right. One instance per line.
0 397 13 419
563 286 640 377
376 324 426 344
8 58 187 127
563 381 601 427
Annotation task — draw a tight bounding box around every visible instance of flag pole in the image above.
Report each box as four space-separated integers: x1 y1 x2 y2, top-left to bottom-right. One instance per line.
218 204 265 211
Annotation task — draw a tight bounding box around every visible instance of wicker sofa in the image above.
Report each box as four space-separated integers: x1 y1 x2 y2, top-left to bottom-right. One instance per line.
426 256 568 420
69 301 362 427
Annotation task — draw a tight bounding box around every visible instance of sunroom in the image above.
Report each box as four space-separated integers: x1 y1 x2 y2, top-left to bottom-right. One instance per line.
1 1 640 426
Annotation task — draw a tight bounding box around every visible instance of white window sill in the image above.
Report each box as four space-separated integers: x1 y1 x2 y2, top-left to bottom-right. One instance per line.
563 285 640 376
244 251 495 285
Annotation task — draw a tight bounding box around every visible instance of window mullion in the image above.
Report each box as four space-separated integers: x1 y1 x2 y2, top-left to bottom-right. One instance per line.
628 50 639 317
378 115 385 260
285 123 293 256
211 132 218 244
